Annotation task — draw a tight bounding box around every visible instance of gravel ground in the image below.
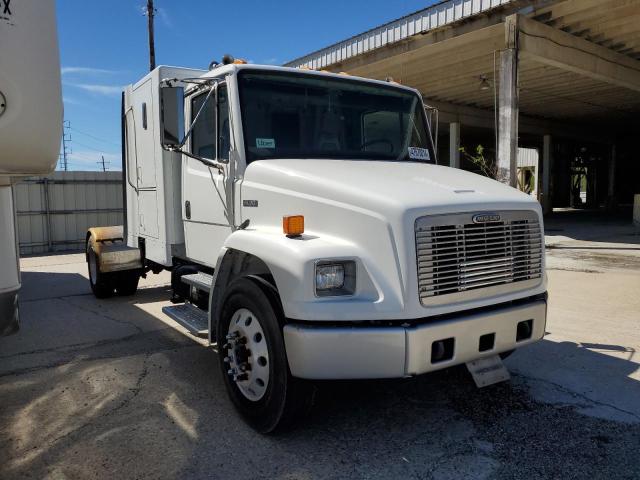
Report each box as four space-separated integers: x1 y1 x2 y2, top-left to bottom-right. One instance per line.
1 212 639 479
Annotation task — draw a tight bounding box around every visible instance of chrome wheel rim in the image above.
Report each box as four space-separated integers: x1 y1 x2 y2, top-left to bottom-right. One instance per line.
224 308 269 401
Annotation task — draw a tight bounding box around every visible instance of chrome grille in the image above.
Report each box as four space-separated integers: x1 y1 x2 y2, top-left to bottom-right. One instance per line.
415 211 543 305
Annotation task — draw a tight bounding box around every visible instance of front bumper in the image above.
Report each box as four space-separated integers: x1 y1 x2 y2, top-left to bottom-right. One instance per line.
283 297 547 380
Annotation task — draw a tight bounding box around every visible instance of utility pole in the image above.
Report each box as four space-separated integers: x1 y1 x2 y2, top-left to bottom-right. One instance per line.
97 155 109 172
59 120 71 171
146 0 156 71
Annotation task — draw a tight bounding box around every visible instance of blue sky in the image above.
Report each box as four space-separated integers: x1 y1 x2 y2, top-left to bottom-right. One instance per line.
57 0 437 170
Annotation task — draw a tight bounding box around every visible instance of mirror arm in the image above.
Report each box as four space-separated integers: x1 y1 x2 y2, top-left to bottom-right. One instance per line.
424 103 439 162
161 77 228 171
167 147 226 172
174 81 218 150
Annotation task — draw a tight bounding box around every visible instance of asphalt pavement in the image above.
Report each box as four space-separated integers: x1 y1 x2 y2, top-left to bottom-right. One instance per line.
1 211 639 479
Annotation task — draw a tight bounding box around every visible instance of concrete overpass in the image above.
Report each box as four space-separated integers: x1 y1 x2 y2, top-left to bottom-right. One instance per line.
286 0 640 213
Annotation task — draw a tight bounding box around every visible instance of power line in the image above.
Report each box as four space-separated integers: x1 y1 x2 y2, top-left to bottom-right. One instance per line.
69 126 120 147
71 138 117 154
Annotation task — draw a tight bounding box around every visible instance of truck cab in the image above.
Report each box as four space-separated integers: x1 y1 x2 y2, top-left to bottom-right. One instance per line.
87 61 547 432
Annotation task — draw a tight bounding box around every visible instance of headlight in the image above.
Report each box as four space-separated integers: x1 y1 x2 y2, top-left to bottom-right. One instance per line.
315 261 356 297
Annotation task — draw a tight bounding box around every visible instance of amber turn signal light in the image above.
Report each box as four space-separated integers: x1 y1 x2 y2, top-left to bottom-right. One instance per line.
283 215 304 237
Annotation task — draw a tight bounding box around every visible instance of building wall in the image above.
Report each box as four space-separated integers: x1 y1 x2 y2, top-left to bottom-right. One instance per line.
13 171 123 255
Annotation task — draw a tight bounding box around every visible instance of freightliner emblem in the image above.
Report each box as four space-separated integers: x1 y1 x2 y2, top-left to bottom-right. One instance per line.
472 213 501 224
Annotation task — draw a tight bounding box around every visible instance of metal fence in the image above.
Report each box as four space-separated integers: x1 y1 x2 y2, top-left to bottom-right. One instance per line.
13 171 123 255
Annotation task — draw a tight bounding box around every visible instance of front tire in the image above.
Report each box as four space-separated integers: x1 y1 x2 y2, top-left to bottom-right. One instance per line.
216 278 314 433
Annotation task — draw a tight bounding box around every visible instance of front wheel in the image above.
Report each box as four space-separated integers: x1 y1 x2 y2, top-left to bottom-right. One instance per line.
216 278 314 433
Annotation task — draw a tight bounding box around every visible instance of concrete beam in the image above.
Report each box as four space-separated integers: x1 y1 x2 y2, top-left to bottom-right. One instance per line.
423 98 611 142
424 95 618 145
516 14 640 92
449 122 461 169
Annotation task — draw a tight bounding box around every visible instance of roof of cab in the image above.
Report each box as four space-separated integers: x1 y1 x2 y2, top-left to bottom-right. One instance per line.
200 63 421 94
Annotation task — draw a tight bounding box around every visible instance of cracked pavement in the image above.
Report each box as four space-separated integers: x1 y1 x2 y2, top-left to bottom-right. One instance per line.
1 212 639 479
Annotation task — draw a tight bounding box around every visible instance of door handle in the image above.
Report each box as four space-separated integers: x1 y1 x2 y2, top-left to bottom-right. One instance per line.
185 200 191 219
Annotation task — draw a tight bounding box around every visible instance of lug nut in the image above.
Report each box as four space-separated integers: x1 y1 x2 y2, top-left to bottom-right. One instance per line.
223 356 230 363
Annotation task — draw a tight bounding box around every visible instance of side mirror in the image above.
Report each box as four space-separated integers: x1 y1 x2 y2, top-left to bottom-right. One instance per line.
160 86 185 148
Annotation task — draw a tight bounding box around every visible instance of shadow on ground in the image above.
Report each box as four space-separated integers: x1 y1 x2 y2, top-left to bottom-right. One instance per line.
1 202 638 478
1 267 639 479
544 209 640 244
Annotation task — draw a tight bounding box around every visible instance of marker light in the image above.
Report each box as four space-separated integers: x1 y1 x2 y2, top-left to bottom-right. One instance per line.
283 215 304 237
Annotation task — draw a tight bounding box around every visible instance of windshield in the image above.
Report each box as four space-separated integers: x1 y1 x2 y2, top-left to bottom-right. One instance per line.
238 71 434 164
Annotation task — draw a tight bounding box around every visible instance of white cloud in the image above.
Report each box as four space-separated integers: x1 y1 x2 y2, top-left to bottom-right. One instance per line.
61 66 117 76
70 83 124 97
157 8 173 28
63 96 85 106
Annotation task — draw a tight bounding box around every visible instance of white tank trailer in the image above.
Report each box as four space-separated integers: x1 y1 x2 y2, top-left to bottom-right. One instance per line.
0 0 63 334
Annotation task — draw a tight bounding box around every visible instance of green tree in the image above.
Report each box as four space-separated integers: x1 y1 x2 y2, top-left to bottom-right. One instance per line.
459 145 497 180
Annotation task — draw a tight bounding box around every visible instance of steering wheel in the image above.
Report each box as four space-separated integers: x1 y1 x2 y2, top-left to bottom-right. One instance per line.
361 139 394 153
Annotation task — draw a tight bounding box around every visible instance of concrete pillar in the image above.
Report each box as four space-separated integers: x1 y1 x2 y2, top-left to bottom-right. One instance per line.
542 135 552 214
606 144 617 210
449 122 461 169
497 48 519 187
498 16 520 187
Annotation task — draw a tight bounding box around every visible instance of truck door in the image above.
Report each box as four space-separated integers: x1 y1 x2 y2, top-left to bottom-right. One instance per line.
182 85 232 267
130 79 159 239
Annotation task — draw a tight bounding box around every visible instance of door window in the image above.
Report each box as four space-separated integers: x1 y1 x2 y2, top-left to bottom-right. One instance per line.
190 85 230 161
191 92 215 159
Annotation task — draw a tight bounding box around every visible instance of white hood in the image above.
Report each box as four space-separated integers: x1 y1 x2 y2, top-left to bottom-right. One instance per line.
243 159 537 216
238 158 545 321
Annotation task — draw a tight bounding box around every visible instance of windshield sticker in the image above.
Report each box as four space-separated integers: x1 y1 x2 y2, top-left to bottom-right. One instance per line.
256 138 275 149
408 147 430 161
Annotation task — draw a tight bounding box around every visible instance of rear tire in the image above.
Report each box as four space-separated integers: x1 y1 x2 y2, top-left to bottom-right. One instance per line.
216 277 314 433
87 242 114 298
115 270 140 296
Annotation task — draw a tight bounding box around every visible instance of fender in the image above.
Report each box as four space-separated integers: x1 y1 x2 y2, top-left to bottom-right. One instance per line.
207 228 406 340
86 226 142 273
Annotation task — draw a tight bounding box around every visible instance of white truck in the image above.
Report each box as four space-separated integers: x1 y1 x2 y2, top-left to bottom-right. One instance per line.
87 59 547 432
0 0 63 335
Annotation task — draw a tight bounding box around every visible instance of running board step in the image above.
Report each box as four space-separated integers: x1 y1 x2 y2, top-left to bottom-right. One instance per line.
181 272 213 293
162 303 208 338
